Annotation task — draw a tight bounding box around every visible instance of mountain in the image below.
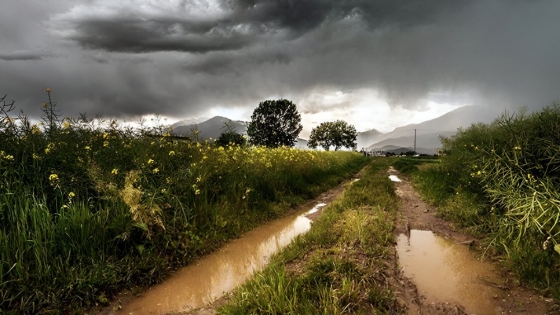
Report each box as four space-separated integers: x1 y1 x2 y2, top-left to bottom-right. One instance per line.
366 105 501 152
172 116 308 148
172 116 247 140
356 129 384 150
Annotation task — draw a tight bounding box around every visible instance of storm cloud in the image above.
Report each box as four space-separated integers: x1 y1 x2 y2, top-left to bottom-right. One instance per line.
0 0 559 129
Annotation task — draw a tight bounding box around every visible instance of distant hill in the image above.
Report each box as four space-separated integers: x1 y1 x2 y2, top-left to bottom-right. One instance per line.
367 105 501 152
172 116 247 140
172 116 308 148
356 129 384 150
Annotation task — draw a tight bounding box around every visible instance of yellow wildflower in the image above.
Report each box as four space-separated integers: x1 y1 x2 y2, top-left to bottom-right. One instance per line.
4 155 14 161
169 151 175 156
68 192 75 198
103 141 109 147
42 102 48 108
147 159 155 165
49 174 59 181
32 153 39 160
63 121 70 128
195 189 200 195
161 188 167 193
111 168 118 175
85 146 91 150
152 168 159 174
45 88 51 93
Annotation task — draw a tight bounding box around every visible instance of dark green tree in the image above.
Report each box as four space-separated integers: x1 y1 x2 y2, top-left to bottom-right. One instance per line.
247 99 303 148
307 120 357 151
216 121 246 147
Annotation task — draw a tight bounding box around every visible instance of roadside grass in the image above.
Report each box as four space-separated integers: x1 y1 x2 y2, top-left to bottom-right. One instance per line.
392 104 560 297
0 91 370 314
219 159 401 315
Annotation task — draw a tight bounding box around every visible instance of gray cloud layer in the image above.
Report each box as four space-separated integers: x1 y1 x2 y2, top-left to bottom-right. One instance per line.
0 0 559 123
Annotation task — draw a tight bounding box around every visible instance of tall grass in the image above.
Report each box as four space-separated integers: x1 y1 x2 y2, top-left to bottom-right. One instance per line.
408 104 560 296
0 90 369 313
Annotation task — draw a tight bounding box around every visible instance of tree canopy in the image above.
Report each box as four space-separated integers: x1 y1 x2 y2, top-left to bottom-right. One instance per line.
307 120 357 151
247 99 303 148
216 121 246 147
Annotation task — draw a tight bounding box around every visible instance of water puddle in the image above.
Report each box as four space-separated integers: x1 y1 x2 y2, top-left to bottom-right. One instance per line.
389 175 401 182
397 230 503 314
114 203 327 315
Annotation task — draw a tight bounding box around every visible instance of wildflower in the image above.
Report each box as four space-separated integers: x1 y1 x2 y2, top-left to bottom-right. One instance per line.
150 141 155 145
161 188 167 193
4 155 14 161
514 146 522 150
45 148 51 154
85 146 91 150
152 168 159 174
111 168 118 175
147 159 155 165
163 132 171 137
49 174 59 181
103 133 109 139
61 205 68 209
477 171 481 175
195 189 200 195
166 177 172 184
103 141 109 147
63 121 70 128
68 192 75 198
169 151 175 156
32 153 40 160
46 88 51 93
42 102 48 108
197 176 202 183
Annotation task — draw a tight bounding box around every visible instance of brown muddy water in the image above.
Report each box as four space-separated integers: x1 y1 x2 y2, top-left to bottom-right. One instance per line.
112 203 328 315
397 230 503 314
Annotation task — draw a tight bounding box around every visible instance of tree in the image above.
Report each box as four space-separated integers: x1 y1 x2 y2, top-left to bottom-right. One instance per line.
247 99 303 148
216 121 246 147
307 120 357 151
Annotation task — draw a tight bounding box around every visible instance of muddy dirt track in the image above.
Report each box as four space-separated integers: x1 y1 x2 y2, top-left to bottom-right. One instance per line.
102 166 559 315
388 167 559 315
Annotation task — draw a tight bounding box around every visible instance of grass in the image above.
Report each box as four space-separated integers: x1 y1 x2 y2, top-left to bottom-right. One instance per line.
393 104 560 297
219 158 401 314
0 90 371 314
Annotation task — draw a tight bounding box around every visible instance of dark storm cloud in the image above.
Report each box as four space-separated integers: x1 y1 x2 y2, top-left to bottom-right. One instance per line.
2 0 560 126
0 50 59 61
53 0 466 54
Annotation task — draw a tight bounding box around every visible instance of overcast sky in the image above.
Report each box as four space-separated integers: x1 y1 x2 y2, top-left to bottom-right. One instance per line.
1 0 559 136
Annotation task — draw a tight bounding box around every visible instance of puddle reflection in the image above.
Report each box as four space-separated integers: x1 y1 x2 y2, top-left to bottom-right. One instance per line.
397 230 502 314
115 204 326 315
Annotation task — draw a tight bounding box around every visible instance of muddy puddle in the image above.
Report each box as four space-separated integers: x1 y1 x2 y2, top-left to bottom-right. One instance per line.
397 230 503 314
112 203 328 315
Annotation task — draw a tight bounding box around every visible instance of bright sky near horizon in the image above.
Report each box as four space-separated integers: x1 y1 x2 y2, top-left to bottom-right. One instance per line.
1 0 559 136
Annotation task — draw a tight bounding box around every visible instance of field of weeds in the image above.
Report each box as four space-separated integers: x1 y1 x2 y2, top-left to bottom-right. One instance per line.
0 92 369 314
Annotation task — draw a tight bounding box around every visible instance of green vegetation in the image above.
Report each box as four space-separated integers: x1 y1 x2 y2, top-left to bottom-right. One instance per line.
247 99 303 148
219 159 400 314
0 91 369 314
394 104 560 296
216 122 247 147
307 120 358 151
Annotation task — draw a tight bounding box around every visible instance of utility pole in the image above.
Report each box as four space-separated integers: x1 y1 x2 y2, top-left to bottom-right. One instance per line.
414 129 416 154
